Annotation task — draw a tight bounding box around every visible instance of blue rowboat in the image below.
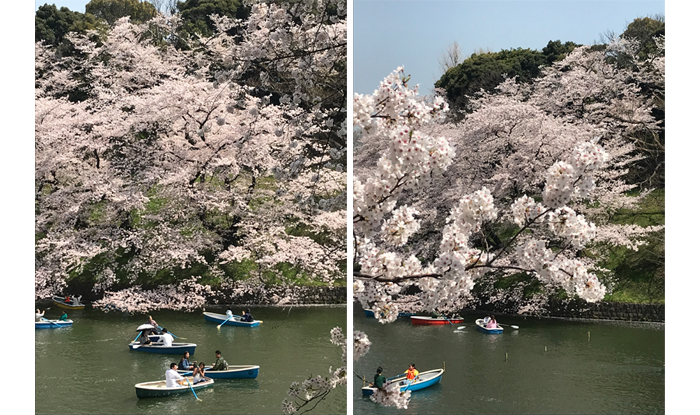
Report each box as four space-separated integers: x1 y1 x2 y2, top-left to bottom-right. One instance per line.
35 319 73 329
203 312 261 327
362 368 444 396
129 324 196 354
177 365 260 379
475 318 503 334
363 309 416 318
135 376 214 399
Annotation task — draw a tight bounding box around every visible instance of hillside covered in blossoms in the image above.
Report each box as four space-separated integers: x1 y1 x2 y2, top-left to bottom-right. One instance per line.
35 0 348 312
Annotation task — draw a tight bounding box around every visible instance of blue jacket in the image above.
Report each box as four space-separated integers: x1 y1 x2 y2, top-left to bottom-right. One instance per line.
179 358 191 370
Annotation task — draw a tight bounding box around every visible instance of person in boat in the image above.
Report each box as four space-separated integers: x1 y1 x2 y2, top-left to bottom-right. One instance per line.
36 309 45 321
72 295 81 306
225 307 234 320
161 328 174 347
192 362 207 384
372 366 386 389
486 315 498 329
59 312 68 321
139 331 152 345
241 309 254 322
404 364 419 383
210 350 228 371
147 315 158 328
64 295 71 304
178 351 196 371
166 363 187 387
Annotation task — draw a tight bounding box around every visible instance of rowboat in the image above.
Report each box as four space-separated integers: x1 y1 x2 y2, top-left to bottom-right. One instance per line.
177 365 260 379
129 324 196 354
35 319 73 329
135 376 214 399
203 312 262 327
475 318 503 334
364 309 415 318
362 368 444 396
52 296 85 310
410 315 464 325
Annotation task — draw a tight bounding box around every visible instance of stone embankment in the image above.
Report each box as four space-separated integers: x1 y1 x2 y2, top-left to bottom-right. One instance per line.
541 299 664 322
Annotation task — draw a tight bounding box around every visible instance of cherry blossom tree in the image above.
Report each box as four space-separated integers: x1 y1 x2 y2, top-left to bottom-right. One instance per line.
36 0 347 311
353 36 663 405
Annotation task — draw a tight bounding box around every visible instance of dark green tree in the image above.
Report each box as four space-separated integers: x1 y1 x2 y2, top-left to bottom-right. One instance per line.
434 48 547 115
176 0 249 37
35 4 104 46
86 0 158 26
542 40 580 65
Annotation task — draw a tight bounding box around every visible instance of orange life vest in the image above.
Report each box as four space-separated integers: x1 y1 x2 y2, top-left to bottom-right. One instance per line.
405 369 418 380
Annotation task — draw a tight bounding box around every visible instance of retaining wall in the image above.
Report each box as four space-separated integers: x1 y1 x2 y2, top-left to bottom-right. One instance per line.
540 299 664 322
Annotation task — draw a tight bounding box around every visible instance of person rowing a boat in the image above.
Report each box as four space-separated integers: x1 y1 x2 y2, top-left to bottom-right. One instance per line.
59 312 68 321
404 364 419 383
161 328 174 347
226 307 234 320
210 350 228 371
165 363 187 387
147 315 158 328
36 309 45 321
241 309 254 322
486 315 498 329
371 367 386 389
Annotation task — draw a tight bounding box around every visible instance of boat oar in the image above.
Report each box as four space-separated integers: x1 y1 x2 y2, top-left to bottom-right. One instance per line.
41 317 61 328
216 317 230 330
184 377 201 401
158 325 186 340
352 371 366 382
440 313 455 325
500 323 520 329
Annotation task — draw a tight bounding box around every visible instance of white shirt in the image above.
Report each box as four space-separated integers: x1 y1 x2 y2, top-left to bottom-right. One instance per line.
162 332 174 347
226 310 233 318
165 369 184 388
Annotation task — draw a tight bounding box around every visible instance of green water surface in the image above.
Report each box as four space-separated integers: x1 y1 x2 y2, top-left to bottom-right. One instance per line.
353 305 664 415
36 306 347 415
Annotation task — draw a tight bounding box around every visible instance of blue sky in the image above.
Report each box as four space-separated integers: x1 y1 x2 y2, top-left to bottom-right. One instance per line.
353 0 665 95
35 1 92 12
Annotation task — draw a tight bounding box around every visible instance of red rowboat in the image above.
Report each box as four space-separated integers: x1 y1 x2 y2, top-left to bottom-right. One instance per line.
410 315 464 325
